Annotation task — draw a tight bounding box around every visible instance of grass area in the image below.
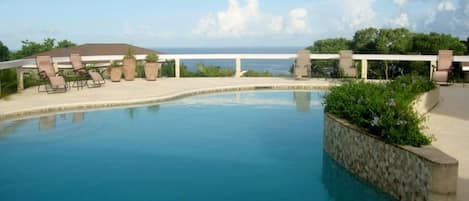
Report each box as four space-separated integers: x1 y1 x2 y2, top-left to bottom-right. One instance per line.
324 75 435 146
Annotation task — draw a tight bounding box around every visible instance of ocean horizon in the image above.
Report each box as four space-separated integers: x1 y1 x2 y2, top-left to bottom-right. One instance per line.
154 47 304 74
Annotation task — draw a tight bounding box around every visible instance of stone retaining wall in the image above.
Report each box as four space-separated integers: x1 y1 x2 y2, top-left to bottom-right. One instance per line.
324 114 458 201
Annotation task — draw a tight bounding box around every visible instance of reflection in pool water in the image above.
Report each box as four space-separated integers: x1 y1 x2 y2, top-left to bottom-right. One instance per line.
0 91 394 201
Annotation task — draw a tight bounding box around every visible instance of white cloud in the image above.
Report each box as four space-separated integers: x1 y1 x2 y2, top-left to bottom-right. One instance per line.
437 0 456 11
193 0 311 38
390 13 410 27
341 0 376 29
287 8 311 34
393 0 408 7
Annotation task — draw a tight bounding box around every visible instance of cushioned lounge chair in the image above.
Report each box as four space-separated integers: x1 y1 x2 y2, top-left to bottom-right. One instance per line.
70 53 105 88
432 50 453 84
294 50 312 79
36 56 67 93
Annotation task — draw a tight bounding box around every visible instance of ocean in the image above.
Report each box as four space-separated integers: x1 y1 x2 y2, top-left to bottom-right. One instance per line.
155 47 303 75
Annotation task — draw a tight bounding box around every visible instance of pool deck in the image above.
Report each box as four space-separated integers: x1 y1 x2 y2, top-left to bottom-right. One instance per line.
0 77 468 200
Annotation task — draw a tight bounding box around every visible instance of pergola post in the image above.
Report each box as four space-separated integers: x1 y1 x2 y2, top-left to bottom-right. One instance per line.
430 60 437 80
235 57 241 78
16 67 24 92
175 58 180 78
361 59 368 80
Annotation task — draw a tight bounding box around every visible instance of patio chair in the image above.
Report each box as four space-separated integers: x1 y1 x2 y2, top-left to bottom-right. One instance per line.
432 50 453 84
70 53 105 88
36 56 67 93
294 50 312 79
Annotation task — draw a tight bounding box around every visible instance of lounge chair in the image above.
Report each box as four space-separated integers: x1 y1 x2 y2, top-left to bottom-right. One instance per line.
294 50 312 79
36 56 67 93
432 50 453 84
70 53 105 88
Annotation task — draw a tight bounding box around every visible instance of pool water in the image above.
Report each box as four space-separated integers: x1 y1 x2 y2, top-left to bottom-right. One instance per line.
0 91 395 201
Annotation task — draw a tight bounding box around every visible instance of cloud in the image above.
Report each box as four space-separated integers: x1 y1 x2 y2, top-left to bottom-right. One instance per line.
393 0 408 7
287 8 311 34
341 0 376 29
390 13 410 28
437 0 456 11
193 0 311 38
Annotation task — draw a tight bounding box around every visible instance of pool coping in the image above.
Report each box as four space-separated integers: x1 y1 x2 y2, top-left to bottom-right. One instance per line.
0 84 332 121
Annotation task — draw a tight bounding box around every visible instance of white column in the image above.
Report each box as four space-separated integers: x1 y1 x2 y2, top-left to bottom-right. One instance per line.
430 60 437 80
235 57 241 78
361 59 368 80
17 67 24 92
175 58 180 78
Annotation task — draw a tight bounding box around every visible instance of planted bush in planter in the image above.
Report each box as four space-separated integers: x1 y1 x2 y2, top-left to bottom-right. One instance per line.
323 75 435 146
144 53 160 81
123 48 136 81
109 60 122 82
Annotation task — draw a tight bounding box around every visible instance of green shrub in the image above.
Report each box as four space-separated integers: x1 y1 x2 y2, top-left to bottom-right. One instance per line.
243 70 273 77
193 64 234 77
324 75 435 146
0 69 18 98
145 53 159 63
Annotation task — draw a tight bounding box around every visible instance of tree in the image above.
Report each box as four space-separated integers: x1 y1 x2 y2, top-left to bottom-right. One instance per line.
10 38 56 59
375 28 413 79
352 28 379 53
0 41 9 62
307 38 352 53
56 40 76 48
412 33 467 55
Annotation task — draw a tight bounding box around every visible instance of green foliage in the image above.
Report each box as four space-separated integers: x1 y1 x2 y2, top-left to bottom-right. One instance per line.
145 53 159 63
307 38 352 53
110 60 122 67
160 60 176 77
136 61 145 78
192 64 234 77
243 70 273 77
412 33 467 55
0 41 9 62
0 69 17 98
352 28 380 53
324 75 435 146
56 40 76 48
124 47 135 59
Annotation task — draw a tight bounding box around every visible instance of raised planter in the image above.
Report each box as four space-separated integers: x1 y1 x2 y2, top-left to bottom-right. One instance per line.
123 58 136 81
144 62 160 81
323 113 458 201
412 87 440 116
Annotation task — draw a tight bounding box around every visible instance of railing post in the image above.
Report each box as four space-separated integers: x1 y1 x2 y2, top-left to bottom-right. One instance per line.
175 58 180 78
16 67 24 92
235 57 241 78
430 60 437 80
361 59 368 80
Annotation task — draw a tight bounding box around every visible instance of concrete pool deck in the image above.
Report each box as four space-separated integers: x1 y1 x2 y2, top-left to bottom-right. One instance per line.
0 77 468 200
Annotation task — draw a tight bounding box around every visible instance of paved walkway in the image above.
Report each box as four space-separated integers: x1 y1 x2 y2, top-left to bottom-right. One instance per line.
0 78 468 200
426 85 469 201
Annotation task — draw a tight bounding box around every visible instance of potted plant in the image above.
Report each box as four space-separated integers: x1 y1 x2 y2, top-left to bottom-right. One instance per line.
123 48 136 81
109 60 122 82
144 53 160 81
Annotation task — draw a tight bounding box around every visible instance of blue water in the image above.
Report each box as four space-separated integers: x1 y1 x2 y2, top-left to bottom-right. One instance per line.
0 91 394 201
157 47 301 74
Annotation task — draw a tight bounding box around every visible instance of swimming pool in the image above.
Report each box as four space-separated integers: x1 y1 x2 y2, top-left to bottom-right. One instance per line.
0 90 394 201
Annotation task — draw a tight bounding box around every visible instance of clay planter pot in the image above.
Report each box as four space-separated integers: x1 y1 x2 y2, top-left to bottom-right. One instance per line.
110 67 122 82
123 58 136 81
144 62 160 81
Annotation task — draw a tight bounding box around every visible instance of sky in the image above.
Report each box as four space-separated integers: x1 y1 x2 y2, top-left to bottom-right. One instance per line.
1 0 469 49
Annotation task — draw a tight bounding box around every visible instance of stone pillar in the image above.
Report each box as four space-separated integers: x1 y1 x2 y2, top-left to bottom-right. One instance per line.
16 67 24 92
339 50 356 77
175 58 180 78
235 57 241 78
361 59 368 80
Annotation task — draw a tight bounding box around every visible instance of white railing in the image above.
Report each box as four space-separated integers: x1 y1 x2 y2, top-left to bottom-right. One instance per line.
1 53 469 92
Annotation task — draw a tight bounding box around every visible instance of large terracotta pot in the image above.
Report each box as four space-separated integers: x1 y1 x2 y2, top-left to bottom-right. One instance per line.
123 58 136 81
110 67 122 82
144 62 160 81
